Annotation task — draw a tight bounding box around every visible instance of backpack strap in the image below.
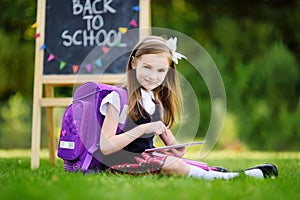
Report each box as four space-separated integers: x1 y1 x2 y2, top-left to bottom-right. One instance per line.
81 152 93 172
113 87 128 132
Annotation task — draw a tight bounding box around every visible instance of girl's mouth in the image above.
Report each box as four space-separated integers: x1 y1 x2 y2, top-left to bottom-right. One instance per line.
145 79 155 85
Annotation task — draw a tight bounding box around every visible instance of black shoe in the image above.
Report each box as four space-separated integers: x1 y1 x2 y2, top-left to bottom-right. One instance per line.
211 166 228 172
246 163 278 178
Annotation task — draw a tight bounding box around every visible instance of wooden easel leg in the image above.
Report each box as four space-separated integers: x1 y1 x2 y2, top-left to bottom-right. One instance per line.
31 96 42 169
31 0 46 169
31 84 42 169
45 85 57 165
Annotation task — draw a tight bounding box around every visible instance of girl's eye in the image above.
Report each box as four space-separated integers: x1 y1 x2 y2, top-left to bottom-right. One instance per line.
158 69 166 73
143 65 151 69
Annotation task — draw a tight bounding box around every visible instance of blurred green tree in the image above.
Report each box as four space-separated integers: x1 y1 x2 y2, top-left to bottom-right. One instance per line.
0 0 36 101
152 0 300 150
0 0 299 150
0 93 31 148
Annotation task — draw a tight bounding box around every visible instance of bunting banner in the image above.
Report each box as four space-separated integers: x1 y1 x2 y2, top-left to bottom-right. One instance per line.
33 1 140 74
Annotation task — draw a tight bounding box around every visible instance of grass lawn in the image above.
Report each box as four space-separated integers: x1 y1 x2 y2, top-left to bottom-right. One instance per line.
0 149 299 200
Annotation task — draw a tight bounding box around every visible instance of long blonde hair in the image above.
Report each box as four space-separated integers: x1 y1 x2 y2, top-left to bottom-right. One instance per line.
126 36 183 128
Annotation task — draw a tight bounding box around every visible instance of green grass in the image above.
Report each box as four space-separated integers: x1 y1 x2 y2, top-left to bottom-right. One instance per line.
0 150 299 200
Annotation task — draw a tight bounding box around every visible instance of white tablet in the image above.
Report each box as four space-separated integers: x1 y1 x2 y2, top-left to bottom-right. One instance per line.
145 141 205 152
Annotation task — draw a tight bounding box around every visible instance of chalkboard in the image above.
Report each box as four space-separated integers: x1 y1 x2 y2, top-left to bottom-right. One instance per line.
43 0 140 75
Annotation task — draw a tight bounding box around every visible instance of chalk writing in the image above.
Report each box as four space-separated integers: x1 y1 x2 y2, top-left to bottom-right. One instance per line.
43 0 139 74
61 0 124 47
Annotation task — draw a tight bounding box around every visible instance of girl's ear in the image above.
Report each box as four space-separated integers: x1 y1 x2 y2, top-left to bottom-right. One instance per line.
131 56 137 69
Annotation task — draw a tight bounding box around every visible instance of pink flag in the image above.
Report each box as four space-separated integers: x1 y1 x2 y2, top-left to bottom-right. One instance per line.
85 64 92 72
102 47 110 54
47 53 55 62
130 19 138 27
34 33 40 38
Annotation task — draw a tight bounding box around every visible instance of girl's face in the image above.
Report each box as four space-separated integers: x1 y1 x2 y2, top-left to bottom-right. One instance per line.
132 53 170 91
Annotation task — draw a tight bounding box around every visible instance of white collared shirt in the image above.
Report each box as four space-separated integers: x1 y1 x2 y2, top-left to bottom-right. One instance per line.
99 88 156 123
139 88 156 115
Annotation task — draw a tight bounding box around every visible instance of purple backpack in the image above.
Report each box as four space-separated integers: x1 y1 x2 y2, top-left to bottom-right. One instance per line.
57 82 128 173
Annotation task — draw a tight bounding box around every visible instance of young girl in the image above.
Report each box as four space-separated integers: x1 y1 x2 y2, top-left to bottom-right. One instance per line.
99 36 278 180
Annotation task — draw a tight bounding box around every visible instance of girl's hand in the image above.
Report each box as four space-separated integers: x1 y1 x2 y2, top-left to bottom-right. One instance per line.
140 121 167 135
160 147 186 158
170 147 186 157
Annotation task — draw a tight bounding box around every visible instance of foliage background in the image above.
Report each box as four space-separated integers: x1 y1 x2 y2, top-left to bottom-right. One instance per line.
0 0 299 150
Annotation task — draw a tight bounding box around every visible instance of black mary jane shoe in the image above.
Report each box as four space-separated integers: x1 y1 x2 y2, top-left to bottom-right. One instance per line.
246 163 278 178
211 166 229 172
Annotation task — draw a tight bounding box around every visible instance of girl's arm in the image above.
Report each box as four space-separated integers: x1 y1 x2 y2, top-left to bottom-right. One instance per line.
158 104 179 146
100 103 167 155
159 128 186 158
100 103 143 155
159 128 178 146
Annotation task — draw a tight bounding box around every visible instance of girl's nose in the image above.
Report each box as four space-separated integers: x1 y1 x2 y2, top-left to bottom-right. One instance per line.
147 72 156 80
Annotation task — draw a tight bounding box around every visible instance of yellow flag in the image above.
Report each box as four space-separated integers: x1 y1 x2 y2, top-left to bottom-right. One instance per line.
31 22 38 28
118 27 128 34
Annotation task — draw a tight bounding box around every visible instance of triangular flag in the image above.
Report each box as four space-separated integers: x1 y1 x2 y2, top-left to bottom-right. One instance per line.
47 53 55 62
59 61 66 70
85 64 92 72
72 65 79 74
102 47 110 54
118 27 128 34
39 44 46 50
115 41 127 47
130 19 138 27
34 33 40 38
132 6 139 12
31 22 38 28
95 59 102 67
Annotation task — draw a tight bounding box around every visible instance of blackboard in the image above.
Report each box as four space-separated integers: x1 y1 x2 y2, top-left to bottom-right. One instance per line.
43 0 140 75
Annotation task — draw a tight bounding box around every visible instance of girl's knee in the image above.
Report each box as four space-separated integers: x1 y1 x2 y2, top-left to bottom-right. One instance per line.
162 156 190 176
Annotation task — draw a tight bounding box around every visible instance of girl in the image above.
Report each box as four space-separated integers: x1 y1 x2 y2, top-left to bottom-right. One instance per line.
99 36 278 180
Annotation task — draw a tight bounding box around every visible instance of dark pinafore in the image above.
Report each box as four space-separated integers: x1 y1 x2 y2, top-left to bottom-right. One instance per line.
101 101 163 170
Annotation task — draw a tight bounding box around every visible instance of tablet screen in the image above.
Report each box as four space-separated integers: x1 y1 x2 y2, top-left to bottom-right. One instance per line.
145 141 205 152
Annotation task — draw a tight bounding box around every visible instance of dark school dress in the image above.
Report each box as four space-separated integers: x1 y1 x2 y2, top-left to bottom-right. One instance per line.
101 102 167 174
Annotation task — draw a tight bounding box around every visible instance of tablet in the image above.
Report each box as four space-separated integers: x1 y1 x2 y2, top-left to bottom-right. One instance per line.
145 141 205 152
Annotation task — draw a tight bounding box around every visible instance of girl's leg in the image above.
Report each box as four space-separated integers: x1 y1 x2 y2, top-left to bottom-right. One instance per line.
161 156 239 180
161 156 190 176
161 156 277 180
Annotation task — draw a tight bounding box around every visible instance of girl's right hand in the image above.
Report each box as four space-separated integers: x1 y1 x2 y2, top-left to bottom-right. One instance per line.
141 121 167 135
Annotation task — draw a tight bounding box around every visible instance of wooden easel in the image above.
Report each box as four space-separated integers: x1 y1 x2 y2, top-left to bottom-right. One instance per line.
31 0 151 169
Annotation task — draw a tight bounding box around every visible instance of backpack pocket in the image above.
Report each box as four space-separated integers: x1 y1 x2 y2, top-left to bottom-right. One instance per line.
58 133 83 160
58 101 92 161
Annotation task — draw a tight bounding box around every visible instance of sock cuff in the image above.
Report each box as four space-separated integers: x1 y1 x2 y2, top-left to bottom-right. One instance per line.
187 165 199 177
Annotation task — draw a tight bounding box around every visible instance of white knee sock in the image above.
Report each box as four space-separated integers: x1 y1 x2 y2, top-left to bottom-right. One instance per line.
187 165 239 180
188 165 264 180
244 169 264 178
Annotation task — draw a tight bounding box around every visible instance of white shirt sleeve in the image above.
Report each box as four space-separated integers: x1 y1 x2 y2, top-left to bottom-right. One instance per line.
100 91 121 116
99 91 128 124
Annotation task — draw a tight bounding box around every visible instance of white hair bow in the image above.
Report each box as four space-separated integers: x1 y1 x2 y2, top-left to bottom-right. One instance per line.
166 37 187 64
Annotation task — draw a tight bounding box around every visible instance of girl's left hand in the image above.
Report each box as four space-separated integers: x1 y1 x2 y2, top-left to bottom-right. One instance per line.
161 147 186 158
171 147 186 157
